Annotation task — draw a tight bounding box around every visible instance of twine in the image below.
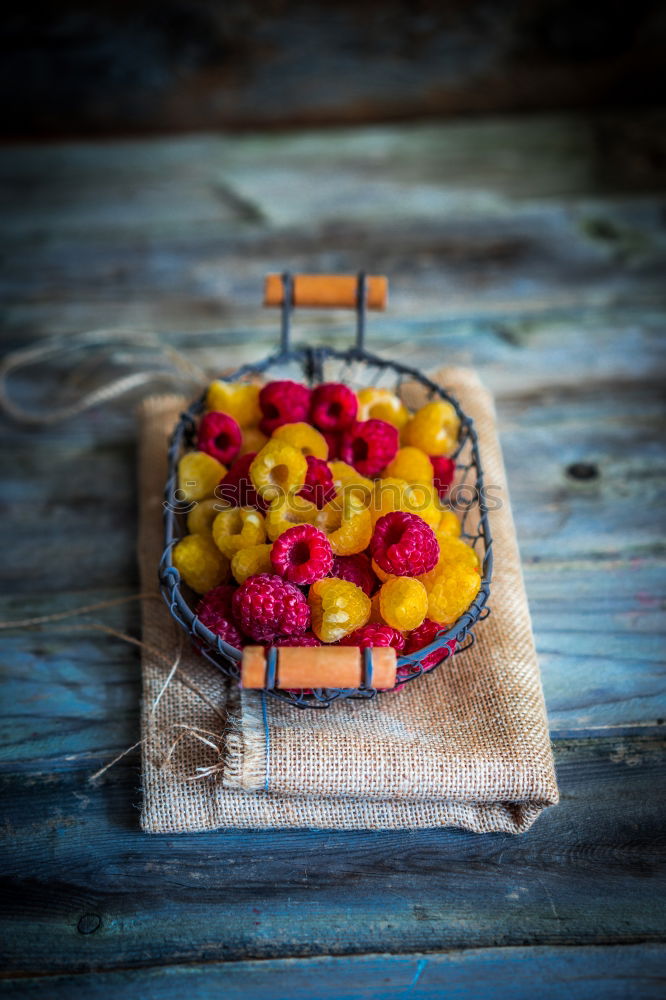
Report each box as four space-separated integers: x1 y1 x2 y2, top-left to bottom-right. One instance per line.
0 327 208 426
0 593 225 782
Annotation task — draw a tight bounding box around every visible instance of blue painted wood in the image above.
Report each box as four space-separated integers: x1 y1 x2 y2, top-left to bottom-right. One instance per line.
0 116 664 994
2 944 665 1000
1 735 664 974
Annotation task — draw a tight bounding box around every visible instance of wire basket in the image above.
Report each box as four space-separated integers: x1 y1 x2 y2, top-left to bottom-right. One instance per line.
160 273 493 709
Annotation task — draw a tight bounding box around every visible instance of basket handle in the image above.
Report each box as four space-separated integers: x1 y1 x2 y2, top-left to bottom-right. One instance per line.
263 271 388 354
241 644 397 691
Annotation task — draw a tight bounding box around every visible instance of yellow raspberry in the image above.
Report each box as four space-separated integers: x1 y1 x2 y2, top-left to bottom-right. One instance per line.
328 462 374 509
265 495 318 541
309 578 371 642
250 440 307 504
371 478 440 530
437 509 461 538
315 496 373 555
273 422 328 460
382 446 433 485
357 388 410 429
212 507 266 559
379 577 427 631
205 381 261 427
368 592 385 624
403 401 460 456
178 451 226 503
239 427 268 456
426 563 481 624
418 535 480 590
172 534 229 594
371 558 390 583
187 498 225 536
231 543 274 584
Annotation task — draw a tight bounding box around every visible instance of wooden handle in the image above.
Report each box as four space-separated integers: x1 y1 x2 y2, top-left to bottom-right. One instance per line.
264 274 388 310
241 645 397 690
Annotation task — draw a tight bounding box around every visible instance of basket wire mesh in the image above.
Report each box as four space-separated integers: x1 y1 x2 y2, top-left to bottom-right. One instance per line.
160 273 493 708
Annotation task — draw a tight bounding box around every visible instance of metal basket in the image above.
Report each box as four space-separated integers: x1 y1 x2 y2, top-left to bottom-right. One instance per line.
160 273 493 709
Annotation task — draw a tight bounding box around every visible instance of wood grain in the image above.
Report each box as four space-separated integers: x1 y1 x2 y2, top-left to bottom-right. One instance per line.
0 112 664 993
0 735 665 974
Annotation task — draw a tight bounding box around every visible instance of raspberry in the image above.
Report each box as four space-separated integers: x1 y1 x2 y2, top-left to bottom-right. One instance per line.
383 446 433 485
310 382 358 431
259 380 311 435
239 427 268 456
431 455 456 498
212 507 266 559
328 461 374 508
197 584 245 648
340 419 399 477
178 451 226 503
233 573 310 642
172 534 229 594
419 535 480 589
371 558 390 583
231 543 274 585
370 511 439 577
250 440 307 504
368 592 384 624
308 578 371 643
371 477 441 530
340 623 405 651
187 497 222 536
403 401 460 456
315 496 373 555
426 563 481 625
197 411 242 465
273 421 329 461
322 431 342 460
437 509 461 539
402 618 456 672
378 576 428 632
265 495 318 541
274 633 322 647
205 381 261 428
270 524 333 585
215 453 265 511
297 456 336 509
357 388 410 430
330 553 377 597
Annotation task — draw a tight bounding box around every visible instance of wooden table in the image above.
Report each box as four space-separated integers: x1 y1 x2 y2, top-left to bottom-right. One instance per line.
1 111 665 999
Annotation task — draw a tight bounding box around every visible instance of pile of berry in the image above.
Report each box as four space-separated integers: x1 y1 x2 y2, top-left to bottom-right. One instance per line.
171 378 482 684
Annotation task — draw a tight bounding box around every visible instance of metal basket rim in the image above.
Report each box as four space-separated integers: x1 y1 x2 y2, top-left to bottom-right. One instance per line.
159 344 493 707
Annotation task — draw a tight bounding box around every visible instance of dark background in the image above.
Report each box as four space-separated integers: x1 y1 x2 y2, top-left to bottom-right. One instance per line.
3 0 666 138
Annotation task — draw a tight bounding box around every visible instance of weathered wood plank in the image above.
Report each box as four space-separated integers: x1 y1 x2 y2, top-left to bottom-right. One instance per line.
2 944 665 1000
1 735 664 973
3 2 666 134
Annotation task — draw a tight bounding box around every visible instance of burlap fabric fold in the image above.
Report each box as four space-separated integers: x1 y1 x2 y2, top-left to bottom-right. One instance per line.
139 369 558 834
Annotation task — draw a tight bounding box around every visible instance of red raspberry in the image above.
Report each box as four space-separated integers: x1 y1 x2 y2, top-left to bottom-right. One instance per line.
297 456 336 509
340 419 399 477
232 573 310 642
401 618 456 673
274 633 322 647
330 553 377 597
259 380 311 435
197 412 242 465
370 511 439 577
310 382 358 431
430 455 456 499
197 585 246 648
215 453 266 511
270 524 333 586
322 431 342 460
340 623 406 651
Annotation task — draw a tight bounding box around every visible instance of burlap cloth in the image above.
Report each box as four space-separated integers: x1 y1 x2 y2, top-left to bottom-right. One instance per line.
139 368 558 834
